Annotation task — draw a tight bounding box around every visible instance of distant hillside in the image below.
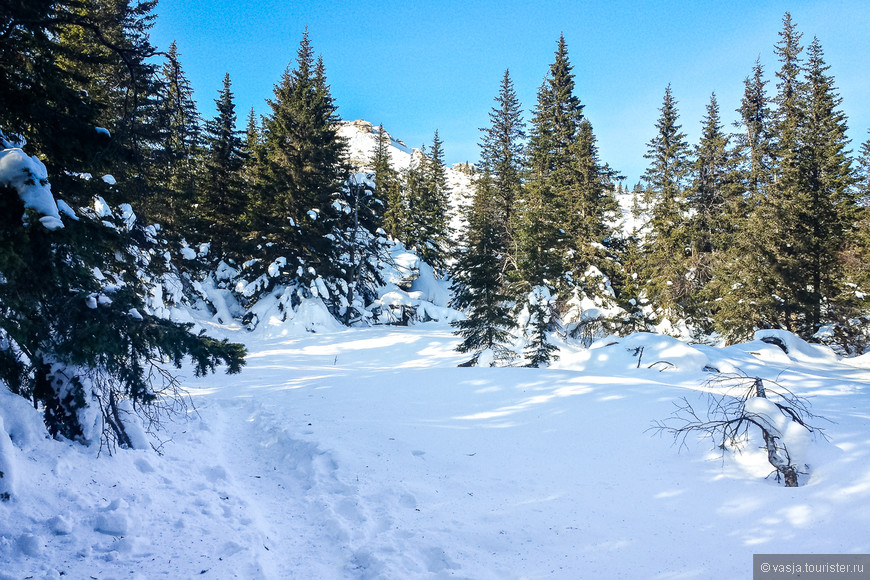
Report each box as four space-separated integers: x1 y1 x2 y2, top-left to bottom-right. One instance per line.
338 120 475 236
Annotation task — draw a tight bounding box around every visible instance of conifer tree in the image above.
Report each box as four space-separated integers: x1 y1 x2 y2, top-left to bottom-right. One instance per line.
518 34 618 314
753 15 856 336
403 133 451 273
737 59 775 198
251 29 349 291
709 61 776 341
521 286 560 367
54 0 164 209
199 73 247 260
0 1 108 180
845 134 870 292
519 35 583 289
240 107 262 201
372 125 404 240
688 94 734 256
799 36 856 330
336 173 388 323
684 94 742 333
641 84 692 317
760 12 807 332
479 69 526 260
400 155 426 252
423 130 452 272
450 173 516 366
1 3 246 448
153 41 201 229
565 119 620 270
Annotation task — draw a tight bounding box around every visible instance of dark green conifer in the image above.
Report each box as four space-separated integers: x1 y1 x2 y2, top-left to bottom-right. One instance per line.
372 125 403 240
450 173 516 366
199 73 247 260
478 70 525 259
251 29 349 289
799 36 856 331
641 84 692 317
0 3 246 449
54 0 164 209
403 132 451 273
154 41 202 229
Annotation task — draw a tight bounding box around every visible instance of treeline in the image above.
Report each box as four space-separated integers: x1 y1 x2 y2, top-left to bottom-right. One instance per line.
1 1 869 448
0 1 255 448
1 1 457 444
452 15 870 366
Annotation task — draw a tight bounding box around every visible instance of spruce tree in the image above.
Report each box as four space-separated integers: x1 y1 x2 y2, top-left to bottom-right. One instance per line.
153 41 201 230
565 119 620 270
641 85 692 318
518 34 617 316
762 12 808 332
521 286 560 367
519 35 583 289
800 36 856 331
240 107 262 203
478 70 526 261
751 15 856 337
336 173 387 323
54 0 164 209
684 94 742 334
450 173 516 366
251 29 349 293
1 4 246 449
688 94 734 256
403 133 451 273
0 1 108 180
372 124 404 241
846 134 870 293
737 59 774 198
422 130 452 273
199 73 247 260
709 61 777 341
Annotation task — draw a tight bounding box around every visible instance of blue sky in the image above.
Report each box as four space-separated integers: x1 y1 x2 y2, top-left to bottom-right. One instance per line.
150 0 870 185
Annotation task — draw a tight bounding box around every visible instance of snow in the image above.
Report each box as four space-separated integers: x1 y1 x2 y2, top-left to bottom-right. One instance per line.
0 146 63 229
2 320 869 579
56 200 78 220
754 329 840 364
180 242 197 260
267 257 286 277
337 120 475 234
93 196 112 218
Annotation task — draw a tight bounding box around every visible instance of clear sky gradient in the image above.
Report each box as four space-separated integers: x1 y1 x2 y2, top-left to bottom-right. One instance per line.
150 0 870 185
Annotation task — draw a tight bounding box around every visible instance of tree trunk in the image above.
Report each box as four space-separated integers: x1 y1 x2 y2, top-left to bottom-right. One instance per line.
754 378 798 487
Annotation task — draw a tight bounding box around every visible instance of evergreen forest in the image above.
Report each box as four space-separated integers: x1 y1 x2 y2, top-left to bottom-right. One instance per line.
2 2 869 445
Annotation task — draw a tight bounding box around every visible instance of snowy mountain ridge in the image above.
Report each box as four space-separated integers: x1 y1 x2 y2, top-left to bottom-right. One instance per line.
338 120 475 235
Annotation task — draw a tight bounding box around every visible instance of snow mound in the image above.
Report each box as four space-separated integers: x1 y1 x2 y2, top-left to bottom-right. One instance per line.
0 385 48 500
247 287 343 339
753 329 840 364
559 332 710 374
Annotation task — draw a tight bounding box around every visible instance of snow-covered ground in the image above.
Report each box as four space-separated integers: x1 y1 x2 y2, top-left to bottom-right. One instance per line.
2 320 869 579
